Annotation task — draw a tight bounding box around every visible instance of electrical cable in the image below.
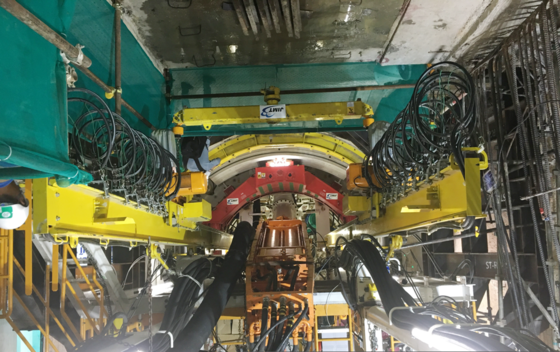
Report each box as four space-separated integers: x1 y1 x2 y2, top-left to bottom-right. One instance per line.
335 238 550 351
68 88 181 212
251 306 303 351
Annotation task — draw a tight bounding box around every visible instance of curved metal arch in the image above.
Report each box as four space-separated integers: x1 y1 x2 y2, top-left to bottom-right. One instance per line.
208 133 366 185
207 166 352 231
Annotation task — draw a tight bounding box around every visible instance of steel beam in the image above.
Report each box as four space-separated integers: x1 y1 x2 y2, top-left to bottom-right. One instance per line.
430 253 538 281
174 101 372 130
33 179 232 248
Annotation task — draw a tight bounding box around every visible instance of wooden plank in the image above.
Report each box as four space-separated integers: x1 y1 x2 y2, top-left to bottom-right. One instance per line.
256 0 272 37
232 0 250 36
280 0 294 37
267 0 282 33
290 0 301 38
243 0 260 36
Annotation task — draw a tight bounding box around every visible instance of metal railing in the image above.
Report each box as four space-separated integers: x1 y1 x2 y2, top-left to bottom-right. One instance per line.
0 229 13 319
60 243 107 340
0 237 108 350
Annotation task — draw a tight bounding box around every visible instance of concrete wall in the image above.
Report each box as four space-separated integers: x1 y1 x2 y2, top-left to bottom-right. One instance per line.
0 319 18 352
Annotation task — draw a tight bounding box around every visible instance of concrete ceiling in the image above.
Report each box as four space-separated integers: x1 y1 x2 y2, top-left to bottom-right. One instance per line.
115 0 539 71
118 0 405 69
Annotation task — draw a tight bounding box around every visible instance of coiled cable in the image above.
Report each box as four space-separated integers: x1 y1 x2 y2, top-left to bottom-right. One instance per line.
363 62 477 197
68 88 181 209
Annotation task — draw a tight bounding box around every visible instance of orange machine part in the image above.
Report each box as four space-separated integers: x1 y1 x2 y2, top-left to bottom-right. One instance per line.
346 163 381 190
245 219 315 337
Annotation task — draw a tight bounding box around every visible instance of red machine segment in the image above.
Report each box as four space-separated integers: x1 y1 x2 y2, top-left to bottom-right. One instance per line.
208 165 350 231
209 176 257 230
255 165 306 188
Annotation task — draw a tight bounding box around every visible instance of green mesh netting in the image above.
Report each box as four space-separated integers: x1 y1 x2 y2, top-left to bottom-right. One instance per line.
0 0 167 182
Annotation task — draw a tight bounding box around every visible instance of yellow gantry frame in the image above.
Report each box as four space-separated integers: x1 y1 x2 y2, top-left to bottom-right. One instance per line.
209 133 366 167
32 178 219 247
328 157 484 244
173 101 373 130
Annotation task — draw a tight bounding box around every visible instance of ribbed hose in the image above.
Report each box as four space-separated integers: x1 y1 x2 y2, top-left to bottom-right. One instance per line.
275 305 309 352
171 222 255 352
259 298 269 352
267 302 277 351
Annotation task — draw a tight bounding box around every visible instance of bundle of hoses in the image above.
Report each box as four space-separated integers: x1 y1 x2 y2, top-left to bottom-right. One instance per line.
67 88 181 202
129 257 216 352
363 62 477 193
170 221 255 352
250 301 310 352
336 239 552 351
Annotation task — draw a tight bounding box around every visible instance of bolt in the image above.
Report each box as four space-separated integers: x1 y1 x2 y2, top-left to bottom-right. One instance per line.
55 192 60 197
56 216 60 221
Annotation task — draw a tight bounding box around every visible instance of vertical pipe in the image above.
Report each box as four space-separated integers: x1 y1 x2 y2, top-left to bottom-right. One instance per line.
114 0 122 115
52 245 59 292
22 179 32 296
348 306 354 351
497 274 505 344
45 265 50 348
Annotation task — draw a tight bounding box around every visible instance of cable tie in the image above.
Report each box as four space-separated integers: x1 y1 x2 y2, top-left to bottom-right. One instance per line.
75 44 85 66
178 274 203 290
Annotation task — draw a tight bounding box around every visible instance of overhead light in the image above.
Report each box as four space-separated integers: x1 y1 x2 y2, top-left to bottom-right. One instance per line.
266 156 294 167
228 45 238 53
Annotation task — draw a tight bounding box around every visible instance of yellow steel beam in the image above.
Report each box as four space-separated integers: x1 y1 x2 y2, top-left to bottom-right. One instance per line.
209 133 365 167
174 101 373 130
327 157 484 244
33 179 230 247
314 303 349 317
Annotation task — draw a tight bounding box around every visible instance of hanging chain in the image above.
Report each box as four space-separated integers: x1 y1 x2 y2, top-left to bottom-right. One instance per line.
368 321 378 351
147 239 153 352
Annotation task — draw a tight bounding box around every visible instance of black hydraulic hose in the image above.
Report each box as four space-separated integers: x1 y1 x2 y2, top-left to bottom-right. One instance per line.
275 305 309 352
259 298 269 352
303 337 313 352
252 306 303 352
171 221 255 352
267 302 278 351
289 266 300 291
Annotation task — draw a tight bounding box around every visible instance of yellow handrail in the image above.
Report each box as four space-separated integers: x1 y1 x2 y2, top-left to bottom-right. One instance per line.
0 229 13 319
12 258 76 347
61 244 102 337
65 244 108 320
13 291 60 352
61 246 83 341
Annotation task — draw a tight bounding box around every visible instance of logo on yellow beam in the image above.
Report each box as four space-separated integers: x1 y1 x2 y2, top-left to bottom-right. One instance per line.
260 104 286 119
